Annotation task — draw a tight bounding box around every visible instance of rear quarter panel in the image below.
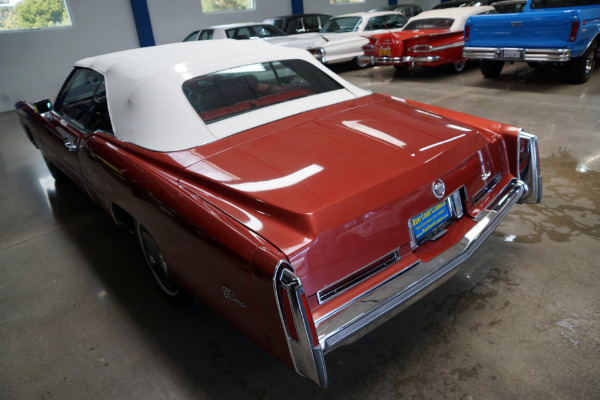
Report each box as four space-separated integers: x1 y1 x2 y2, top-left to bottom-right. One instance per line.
76 133 294 369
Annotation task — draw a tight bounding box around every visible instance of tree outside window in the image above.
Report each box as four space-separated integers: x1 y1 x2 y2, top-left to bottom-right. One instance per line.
201 0 255 13
0 0 72 32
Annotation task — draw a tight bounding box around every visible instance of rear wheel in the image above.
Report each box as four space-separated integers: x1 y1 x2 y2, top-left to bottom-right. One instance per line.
351 56 371 69
481 60 504 79
568 41 597 84
136 222 195 307
451 60 466 73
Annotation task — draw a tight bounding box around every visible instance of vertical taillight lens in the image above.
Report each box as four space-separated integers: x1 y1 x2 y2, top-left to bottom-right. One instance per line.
279 285 299 342
465 24 470 42
517 132 542 204
518 136 531 179
570 21 580 42
277 266 318 346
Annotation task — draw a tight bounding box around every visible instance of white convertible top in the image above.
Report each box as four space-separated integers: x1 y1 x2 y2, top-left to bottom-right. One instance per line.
404 6 494 31
75 40 368 151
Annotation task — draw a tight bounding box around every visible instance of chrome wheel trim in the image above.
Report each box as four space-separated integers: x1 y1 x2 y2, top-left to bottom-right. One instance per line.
584 48 595 77
137 224 179 296
453 60 466 72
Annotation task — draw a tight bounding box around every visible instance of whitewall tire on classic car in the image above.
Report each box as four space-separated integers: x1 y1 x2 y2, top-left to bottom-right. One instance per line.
569 41 597 84
451 60 466 73
481 60 504 79
352 56 371 69
136 222 195 307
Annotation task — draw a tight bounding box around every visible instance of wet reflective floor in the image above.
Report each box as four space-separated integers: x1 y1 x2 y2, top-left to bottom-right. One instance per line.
1 63 599 399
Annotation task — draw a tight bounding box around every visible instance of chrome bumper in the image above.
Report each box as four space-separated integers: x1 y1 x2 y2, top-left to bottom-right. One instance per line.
279 178 535 387
315 178 526 353
463 47 571 62
360 55 441 64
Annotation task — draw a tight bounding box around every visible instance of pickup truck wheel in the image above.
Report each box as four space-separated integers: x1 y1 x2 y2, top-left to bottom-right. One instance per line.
136 222 195 308
481 60 504 78
569 42 597 84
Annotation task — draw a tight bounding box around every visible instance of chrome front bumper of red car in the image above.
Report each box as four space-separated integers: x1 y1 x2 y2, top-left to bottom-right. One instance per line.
275 133 542 387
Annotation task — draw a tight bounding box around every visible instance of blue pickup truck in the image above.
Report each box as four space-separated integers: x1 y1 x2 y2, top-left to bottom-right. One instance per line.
463 0 600 83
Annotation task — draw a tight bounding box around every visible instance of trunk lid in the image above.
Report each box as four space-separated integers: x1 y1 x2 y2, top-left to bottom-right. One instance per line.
180 95 504 295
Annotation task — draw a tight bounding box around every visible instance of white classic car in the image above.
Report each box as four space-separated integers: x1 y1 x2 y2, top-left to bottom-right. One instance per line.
183 22 317 52
305 11 408 68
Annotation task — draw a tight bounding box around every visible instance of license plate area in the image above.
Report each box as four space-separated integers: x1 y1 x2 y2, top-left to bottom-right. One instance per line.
409 190 464 248
378 47 391 57
502 49 523 60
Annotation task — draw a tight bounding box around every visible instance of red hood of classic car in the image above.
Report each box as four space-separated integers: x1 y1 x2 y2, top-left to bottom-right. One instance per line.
180 94 503 295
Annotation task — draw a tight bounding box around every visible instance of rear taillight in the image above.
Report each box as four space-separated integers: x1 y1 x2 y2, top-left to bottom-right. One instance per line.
408 44 433 53
277 266 318 346
518 136 531 177
570 21 580 42
307 47 325 62
517 131 542 204
279 285 299 341
465 24 470 42
276 263 327 386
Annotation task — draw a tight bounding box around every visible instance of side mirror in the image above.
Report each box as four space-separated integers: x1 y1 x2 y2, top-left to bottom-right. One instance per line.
33 99 52 114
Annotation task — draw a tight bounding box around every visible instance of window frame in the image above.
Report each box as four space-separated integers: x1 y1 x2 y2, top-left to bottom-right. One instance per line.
0 0 74 33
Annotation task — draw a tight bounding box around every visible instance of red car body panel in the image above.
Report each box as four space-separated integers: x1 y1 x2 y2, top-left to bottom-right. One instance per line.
364 29 467 67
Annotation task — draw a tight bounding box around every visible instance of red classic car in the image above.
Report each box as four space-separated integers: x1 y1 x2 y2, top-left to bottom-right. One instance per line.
362 6 495 72
15 40 541 387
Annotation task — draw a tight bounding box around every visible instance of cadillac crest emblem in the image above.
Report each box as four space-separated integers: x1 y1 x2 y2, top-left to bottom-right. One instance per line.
432 179 445 200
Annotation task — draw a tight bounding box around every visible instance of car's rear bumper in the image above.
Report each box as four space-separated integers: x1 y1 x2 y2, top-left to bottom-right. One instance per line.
463 47 571 62
360 55 441 64
314 178 526 353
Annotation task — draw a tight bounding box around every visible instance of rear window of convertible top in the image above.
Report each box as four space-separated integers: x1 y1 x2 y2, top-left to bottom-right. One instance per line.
182 59 343 124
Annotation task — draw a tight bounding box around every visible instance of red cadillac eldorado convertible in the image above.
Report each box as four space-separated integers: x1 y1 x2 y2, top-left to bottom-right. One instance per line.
15 40 541 387
362 6 495 72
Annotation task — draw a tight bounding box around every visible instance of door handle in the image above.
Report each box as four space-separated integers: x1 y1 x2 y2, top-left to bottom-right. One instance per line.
63 139 77 152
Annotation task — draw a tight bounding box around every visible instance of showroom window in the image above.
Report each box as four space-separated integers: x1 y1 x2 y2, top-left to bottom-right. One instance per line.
0 0 73 32
201 0 254 13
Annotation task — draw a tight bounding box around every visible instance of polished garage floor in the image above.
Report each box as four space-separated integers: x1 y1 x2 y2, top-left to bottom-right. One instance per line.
1 63 599 399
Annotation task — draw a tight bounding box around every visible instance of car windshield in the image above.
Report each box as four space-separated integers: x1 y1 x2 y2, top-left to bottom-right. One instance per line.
182 59 344 124
225 25 286 39
364 14 407 30
320 16 362 33
531 0 600 7
403 18 454 30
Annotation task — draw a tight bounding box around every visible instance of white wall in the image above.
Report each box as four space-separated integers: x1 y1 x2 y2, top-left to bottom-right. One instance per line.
148 0 292 45
0 0 440 113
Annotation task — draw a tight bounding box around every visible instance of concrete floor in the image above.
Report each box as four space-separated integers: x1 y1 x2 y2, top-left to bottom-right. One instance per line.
1 62 599 399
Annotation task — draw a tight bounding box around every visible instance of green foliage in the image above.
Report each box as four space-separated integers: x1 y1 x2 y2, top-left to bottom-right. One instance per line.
0 6 19 30
15 0 71 29
201 0 253 13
